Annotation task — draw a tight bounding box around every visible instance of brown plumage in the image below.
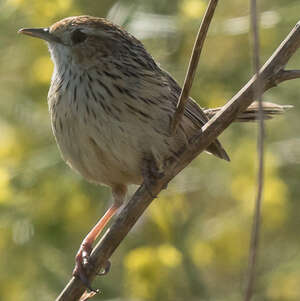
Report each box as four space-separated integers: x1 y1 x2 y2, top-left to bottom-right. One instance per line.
18 15 290 289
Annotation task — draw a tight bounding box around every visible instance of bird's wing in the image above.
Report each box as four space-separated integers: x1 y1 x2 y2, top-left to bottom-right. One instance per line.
165 71 230 161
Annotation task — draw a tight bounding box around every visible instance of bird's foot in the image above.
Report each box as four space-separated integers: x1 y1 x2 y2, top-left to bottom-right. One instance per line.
97 260 111 276
73 243 98 292
73 243 112 292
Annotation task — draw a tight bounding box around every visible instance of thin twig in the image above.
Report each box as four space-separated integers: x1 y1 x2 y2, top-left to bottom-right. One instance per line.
170 0 219 134
244 1 264 301
277 69 300 82
56 21 300 301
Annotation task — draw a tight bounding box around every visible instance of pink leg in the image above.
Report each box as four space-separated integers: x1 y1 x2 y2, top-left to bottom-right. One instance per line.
73 185 127 290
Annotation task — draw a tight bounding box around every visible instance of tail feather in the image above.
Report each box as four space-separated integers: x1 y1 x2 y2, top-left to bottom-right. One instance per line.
203 101 292 161
207 140 231 162
204 101 293 122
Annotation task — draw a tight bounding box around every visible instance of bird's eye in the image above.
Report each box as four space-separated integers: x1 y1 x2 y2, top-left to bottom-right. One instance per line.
71 29 87 44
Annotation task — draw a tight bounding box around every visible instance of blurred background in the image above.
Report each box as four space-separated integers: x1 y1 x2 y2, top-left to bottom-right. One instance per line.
1 0 300 300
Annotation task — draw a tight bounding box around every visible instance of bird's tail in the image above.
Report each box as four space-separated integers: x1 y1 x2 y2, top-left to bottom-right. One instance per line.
204 101 293 122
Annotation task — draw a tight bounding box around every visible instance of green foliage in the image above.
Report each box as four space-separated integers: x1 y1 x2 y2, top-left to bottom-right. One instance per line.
1 0 300 300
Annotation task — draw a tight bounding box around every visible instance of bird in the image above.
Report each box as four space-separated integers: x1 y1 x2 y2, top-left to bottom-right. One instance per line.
18 15 290 289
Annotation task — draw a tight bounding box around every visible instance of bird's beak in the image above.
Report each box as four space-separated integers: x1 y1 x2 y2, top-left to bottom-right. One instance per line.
18 27 61 43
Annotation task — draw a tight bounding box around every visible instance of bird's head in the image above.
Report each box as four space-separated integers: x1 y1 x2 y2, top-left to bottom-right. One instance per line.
18 15 139 69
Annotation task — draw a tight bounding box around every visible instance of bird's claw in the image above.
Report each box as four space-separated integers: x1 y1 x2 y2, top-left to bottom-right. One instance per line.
73 243 112 291
97 260 111 276
73 244 99 292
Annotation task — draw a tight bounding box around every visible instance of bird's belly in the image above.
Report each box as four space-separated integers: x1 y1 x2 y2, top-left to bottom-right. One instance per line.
51 112 143 186
48 84 189 187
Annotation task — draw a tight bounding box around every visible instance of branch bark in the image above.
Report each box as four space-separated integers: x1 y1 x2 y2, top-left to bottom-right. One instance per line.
56 21 300 301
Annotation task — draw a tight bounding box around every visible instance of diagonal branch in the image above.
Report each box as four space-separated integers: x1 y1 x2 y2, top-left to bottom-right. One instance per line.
170 0 219 133
56 21 300 301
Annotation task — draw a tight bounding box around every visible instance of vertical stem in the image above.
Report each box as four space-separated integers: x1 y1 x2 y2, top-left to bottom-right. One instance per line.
244 1 264 301
170 0 219 133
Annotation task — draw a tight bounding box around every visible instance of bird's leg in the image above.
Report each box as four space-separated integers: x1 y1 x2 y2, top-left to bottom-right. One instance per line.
73 203 119 291
73 185 127 290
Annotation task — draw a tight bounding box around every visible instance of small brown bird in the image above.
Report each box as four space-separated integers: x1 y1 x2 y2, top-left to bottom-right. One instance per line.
18 15 290 288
